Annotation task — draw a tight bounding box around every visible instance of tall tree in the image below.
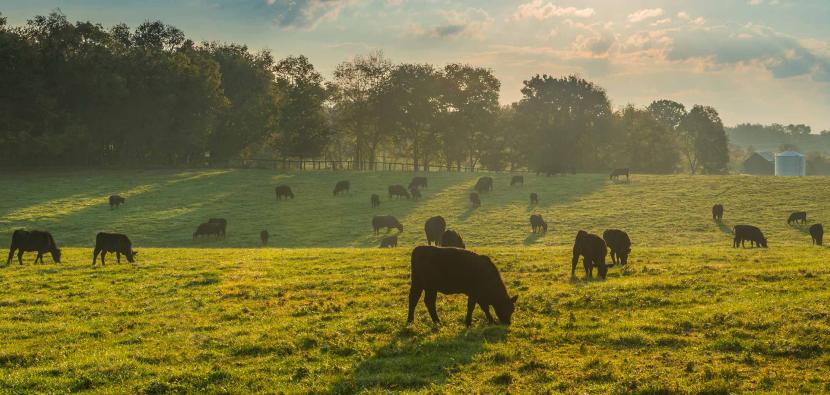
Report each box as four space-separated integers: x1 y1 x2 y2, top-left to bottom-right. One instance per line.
442 64 500 170
612 106 679 173
273 55 332 160
681 105 729 174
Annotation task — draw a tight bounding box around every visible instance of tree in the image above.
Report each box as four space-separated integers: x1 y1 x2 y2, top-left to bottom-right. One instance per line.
681 105 729 174
273 55 332 160
442 64 501 170
612 106 678 173
647 100 687 131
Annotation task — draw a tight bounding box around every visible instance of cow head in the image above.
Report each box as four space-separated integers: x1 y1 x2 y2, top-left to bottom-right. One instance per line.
127 250 138 263
597 261 609 279
494 295 519 325
619 248 631 266
760 238 768 248
396 223 404 233
53 248 62 263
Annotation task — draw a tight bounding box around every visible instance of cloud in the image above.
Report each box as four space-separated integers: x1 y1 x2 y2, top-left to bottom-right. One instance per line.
266 0 355 30
512 0 595 21
628 8 664 23
407 8 494 40
665 24 830 82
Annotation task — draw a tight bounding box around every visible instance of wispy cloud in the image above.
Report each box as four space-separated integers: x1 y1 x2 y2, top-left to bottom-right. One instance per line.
512 0 595 21
628 8 664 23
266 0 356 30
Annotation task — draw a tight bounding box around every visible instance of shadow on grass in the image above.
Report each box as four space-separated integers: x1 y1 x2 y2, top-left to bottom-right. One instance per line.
715 220 733 235
523 231 542 246
458 206 478 221
328 325 507 394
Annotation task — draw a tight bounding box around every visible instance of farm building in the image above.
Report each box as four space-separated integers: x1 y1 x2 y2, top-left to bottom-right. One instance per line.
741 152 774 175
775 151 806 176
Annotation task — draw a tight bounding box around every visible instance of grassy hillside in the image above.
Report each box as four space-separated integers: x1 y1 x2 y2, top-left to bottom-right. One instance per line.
1 247 829 393
1 169 829 248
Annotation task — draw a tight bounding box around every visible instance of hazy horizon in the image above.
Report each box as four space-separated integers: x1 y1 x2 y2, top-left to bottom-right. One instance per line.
4 0 830 130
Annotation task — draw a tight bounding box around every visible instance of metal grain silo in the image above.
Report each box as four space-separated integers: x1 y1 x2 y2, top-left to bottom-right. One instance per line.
774 151 805 176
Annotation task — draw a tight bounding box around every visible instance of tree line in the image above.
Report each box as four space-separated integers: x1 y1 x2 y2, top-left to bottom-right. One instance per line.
0 12 730 174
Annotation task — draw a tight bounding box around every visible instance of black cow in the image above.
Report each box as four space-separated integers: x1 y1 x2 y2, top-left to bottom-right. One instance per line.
333 180 350 196
410 187 422 200
810 224 823 246
529 214 547 234
275 185 294 200
409 176 428 190
510 175 524 186
194 222 222 240
440 230 465 249
603 229 631 266
610 168 630 182
372 215 404 234
571 230 609 279
371 194 381 208
380 235 398 248
733 225 767 248
474 177 494 193
93 232 137 265
109 195 125 209
424 216 447 246
208 218 227 238
388 185 410 200
260 230 269 246
788 211 807 225
530 192 539 205
470 192 481 208
408 246 518 327
6 230 61 265
712 204 724 221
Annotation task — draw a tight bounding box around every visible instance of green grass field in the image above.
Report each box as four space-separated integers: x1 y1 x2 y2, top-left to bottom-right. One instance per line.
1 170 830 393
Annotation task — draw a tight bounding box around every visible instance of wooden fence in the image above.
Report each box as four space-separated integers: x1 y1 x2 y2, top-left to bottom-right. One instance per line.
239 158 530 173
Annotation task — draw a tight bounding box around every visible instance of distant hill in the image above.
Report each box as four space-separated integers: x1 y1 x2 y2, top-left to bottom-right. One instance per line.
727 123 830 154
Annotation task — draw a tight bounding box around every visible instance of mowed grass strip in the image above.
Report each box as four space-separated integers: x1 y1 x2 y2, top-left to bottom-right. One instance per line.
2 170 830 248
0 247 829 393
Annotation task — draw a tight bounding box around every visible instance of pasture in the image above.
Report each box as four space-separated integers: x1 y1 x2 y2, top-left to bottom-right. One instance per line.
2 170 830 393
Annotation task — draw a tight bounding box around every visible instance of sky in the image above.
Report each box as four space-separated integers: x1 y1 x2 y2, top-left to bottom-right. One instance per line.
4 0 830 130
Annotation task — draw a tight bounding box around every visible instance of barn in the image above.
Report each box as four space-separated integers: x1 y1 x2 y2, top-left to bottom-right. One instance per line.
741 152 774 175
775 151 806 176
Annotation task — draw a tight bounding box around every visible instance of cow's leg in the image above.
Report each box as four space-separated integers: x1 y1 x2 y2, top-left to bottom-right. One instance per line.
17 250 24 265
424 290 440 323
407 285 422 323
585 258 593 279
479 302 495 324
116 252 121 263
35 252 43 264
100 251 106 265
571 254 579 277
93 247 101 265
6 248 14 265
465 297 476 327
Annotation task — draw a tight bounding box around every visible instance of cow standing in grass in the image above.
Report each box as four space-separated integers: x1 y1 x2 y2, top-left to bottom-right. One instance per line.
530 193 538 205
603 229 631 266
529 215 547 234
260 230 269 246
7 230 61 265
474 177 493 193
194 222 223 240
424 216 447 246
371 194 381 208
712 204 724 221
571 230 609 279
388 185 410 200
788 211 807 225
208 218 227 238
733 225 767 248
441 230 465 249
409 177 427 190
380 235 398 248
333 180 350 196
372 215 404 234
109 195 125 209
409 187 422 200
93 232 137 265
408 246 518 327
470 193 481 208
810 224 823 246
275 185 294 200
610 168 629 182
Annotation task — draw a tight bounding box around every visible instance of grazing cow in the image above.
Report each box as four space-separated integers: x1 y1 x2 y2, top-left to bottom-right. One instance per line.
609 168 630 182
372 215 404 234
260 230 269 246
275 185 294 200
380 235 398 248
469 192 481 208
409 176 428 190
410 187 422 200
571 230 609 279
440 230 465 249
474 177 494 193
712 204 724 221
810 224 824 246
208 218 227 238
388 185 410 200
530 192 539 205
529 214 548 234
371 194 381 208
109 195 125 209
810 224 823 246
510 175 524 186
424 216 447 246
6 230 61 265
408 245 518 327
93 232 137 265
788 211 807 225
733 225 767 248
603 229 631 266
193 222 222 240
333 180 350 196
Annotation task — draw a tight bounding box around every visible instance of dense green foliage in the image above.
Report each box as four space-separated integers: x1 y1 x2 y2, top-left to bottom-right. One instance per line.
0 12 732 175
